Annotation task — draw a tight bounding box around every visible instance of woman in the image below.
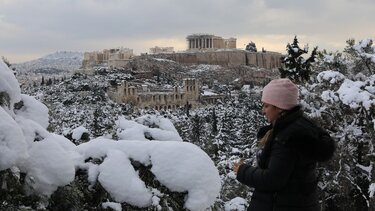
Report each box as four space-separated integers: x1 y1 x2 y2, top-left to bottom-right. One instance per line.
234 78 335 211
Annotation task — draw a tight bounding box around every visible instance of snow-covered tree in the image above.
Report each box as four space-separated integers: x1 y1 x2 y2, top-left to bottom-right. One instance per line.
299 38 375 210
279 36 318 83
245 41 257 52
344 38 375 75
0 60 222 211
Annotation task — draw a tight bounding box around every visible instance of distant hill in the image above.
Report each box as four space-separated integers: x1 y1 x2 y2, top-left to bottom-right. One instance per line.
12 51 84 74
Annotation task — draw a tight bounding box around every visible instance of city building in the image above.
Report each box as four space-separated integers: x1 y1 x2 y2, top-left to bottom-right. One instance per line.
149 46 174 54
82 47 133 68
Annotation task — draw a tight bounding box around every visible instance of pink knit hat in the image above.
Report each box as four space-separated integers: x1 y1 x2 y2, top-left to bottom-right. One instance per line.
261 78 299 110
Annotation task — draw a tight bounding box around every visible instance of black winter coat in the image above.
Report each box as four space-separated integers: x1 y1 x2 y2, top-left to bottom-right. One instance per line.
236 106 335 211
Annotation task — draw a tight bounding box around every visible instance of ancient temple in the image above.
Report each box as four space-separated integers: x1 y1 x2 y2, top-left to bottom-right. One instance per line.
186 34 236 51
107 78 224 110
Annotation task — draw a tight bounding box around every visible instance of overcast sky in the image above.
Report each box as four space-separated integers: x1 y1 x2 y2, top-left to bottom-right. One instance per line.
0 0 374 63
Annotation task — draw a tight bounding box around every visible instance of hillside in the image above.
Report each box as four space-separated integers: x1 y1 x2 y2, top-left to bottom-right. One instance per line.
12 51 83 74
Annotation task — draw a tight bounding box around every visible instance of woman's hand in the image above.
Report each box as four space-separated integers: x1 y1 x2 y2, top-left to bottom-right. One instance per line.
233 159 245 174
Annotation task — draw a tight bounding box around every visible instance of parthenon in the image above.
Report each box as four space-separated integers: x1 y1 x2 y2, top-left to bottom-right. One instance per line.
186 34 236 51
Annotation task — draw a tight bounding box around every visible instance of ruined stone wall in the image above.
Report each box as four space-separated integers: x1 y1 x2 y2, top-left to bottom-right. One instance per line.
148 51 283 69
108 79 202 110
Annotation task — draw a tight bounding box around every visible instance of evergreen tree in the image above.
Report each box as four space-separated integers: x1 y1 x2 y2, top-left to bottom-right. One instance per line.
315 50 348 75
1 56 11 67
245 41 257 52
211 108 218 135
279 36 318 83
344 38 374 74
302 39 375 210
41 76 45 86
191 114 202 144
92 107 103 137
185 101 191 117
46 78 53 86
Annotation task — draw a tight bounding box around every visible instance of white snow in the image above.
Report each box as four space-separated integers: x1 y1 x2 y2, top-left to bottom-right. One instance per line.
224 197 248 211
135 114 180 134
102 201 122 211
0 107 28 171
370 183 375 198
189 64 221 73
77 139 221 210
153 58 176 63
317 70 345 84
0 59 21 114
241 85 251 93
356 164 372 174
72 125 88 140
15 94 49 129
323 54 334 63
353 39 372 52
337 79 375 110
202 90 218 96
116 115 183 141
22 135 76 196
321 90 339 103
98 149 152 207
352 39 375 63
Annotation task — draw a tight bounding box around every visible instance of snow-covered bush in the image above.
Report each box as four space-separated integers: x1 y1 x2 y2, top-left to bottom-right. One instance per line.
0 60 221 211
299 38 375 210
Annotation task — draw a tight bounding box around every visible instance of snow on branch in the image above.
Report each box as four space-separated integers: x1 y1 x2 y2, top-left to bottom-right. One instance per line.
0 58 221 210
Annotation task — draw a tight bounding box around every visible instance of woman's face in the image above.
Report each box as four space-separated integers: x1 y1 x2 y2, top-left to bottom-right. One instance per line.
262 103 282 124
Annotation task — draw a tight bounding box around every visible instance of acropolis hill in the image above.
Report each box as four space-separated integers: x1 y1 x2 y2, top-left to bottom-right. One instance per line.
82 34 283 70
146 50 282 69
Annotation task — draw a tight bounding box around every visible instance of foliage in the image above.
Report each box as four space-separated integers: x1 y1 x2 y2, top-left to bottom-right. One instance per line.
279 36 318 83
0 169 42 210
344 38 375 75
245 41 257 52
1 56 11 67
299 38 375 210
0 91 11 109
